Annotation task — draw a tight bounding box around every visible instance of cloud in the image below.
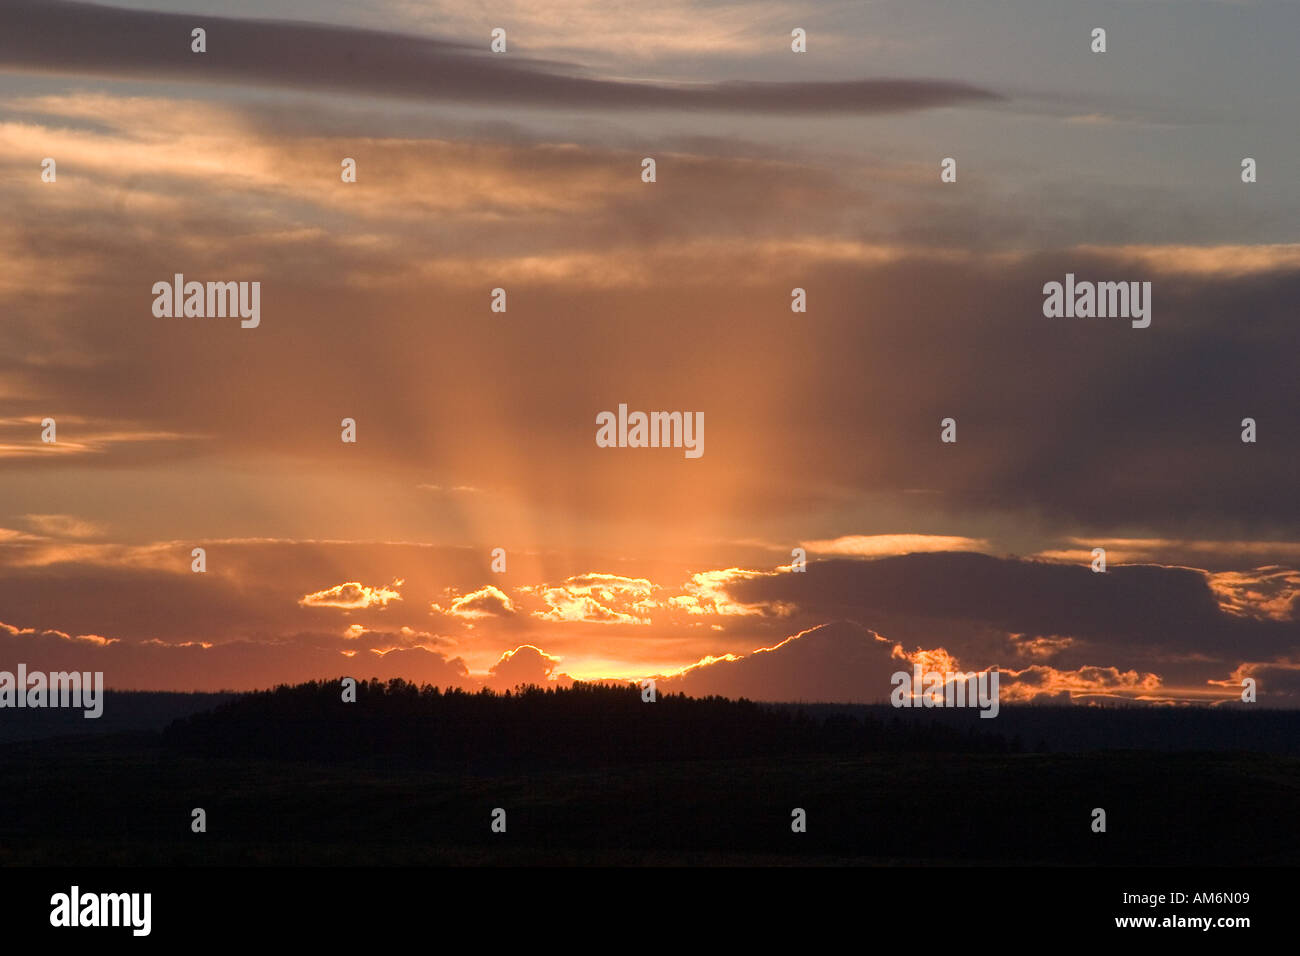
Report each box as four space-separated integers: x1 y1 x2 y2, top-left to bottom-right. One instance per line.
1071 243 1300 278
1006 633 1076 660
298 580 404 610
722 553 1299 659
1213 661 1300 706
2 83 1295 539
655 619 1243 706
485 643 569 690
659 621 901 702
0 1 999 115
417 484 485 494
20 514 104 538
0 415 199 460
676 570 773 618
335 625 454 653
529 573 656 624
1206 568 1300 622
1032 538 1300 571
0 618 472 691
0 619 118 647
998 663 1164 703
1 526 1295 703
803 534 991 556
435 585 517 619
394 0 844 61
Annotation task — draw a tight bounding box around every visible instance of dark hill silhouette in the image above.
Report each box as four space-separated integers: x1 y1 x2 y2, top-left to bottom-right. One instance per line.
0 690 235 742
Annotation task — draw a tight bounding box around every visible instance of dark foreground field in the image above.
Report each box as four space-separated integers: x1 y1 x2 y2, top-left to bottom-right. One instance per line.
1 733 1294 866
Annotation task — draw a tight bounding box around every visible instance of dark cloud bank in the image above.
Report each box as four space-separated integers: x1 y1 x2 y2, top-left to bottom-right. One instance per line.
0 0 1000 113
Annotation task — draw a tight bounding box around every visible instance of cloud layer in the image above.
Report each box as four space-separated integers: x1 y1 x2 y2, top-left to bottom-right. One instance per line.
0 1 999 114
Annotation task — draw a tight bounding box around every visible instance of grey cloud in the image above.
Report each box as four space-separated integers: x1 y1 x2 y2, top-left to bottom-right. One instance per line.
0 0 1000 114
659 621 900 703
722 554 1300 664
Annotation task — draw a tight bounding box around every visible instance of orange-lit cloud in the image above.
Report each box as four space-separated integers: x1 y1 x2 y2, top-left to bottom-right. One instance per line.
804 534 991 556
528 573 656 624
485 643 570 689
435 585 518 619
1006 633 1077 660
1 619 118 647
679 569 777 617
1072 243 1300 277
999 664 1164 702
0 415 199 459
299 580 404 610
1205 568 1300 622
20 513 104 538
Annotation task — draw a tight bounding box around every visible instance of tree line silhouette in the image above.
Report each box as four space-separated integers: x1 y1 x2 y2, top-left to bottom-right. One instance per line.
161 678 1015 766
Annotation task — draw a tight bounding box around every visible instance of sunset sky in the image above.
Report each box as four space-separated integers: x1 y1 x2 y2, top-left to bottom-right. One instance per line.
1 0 1297 704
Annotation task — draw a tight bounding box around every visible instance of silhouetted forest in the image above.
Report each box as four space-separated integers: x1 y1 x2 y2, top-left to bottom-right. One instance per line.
161 679 1015 766
777 702 1300 755
4 679 1297 865
158 679 1300 767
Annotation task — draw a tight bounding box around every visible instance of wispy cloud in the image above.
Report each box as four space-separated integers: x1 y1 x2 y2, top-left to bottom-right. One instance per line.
0 0 1000 114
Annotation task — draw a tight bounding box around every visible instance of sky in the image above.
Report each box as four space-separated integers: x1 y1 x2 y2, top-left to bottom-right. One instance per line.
0 0 1297 704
